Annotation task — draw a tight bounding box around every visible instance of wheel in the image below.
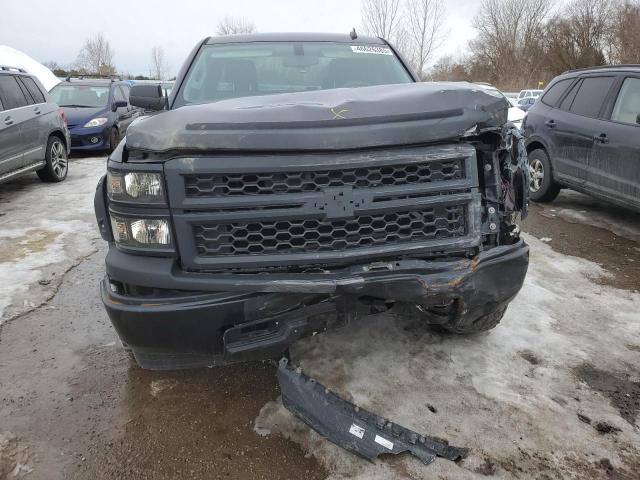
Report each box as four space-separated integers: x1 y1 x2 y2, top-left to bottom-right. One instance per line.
108 127 119 153
37 136 68 182
528 148 560 202
439 305 508 334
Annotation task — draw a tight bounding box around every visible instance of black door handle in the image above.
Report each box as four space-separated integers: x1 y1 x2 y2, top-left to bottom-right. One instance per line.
34 107 41 114
544 119 556 128
3 116 13 125
593 133 609 144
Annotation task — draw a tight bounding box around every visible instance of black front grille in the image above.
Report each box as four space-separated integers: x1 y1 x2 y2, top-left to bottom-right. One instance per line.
166 144 480 271
184 160 464 197
193 205 466 256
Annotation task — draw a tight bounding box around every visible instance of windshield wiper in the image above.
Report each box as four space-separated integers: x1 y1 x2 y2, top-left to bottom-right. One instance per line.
59 104 94 108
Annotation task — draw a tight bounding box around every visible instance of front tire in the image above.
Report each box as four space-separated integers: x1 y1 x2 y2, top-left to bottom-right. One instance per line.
439 305 508 334
37 136 68 182
528 148 560 202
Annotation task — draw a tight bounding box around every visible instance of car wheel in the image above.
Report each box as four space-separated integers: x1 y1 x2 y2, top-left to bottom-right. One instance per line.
438 305 508 334
37 136 68 182
528 148 560 202
108 128 119 153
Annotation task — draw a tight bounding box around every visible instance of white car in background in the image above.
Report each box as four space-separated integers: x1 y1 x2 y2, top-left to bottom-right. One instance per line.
473 83 526 130
517 89 543 100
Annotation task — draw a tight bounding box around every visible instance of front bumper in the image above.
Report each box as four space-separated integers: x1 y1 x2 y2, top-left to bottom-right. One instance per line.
102 239 529 369
69 125 111 151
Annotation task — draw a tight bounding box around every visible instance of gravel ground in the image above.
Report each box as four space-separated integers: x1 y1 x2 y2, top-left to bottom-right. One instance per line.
0 158 638 479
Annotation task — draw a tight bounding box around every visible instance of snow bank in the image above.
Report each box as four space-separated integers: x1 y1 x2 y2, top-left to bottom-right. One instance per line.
0 46 60 91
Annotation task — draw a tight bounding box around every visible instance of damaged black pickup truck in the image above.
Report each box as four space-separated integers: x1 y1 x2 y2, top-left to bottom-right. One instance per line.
94 33 530 370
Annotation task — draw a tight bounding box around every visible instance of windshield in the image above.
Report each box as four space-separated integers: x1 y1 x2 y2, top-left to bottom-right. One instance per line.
174 41 413 108
50 84 110 108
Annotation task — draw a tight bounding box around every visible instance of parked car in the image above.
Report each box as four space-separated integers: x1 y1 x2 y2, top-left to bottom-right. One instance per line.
49 77 143 153
523 65 640 211
473 83 526 129
0 65 70 184
517 96 536 112
518 89 543 100
94 33 529 370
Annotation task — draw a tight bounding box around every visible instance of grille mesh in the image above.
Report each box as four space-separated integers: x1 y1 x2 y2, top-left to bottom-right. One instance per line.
185 160 464 197
194 205 466 256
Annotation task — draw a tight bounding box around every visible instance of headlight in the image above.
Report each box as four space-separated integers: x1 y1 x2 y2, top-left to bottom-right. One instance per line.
107 171 165 203
84 117 108 128
110 216 171 248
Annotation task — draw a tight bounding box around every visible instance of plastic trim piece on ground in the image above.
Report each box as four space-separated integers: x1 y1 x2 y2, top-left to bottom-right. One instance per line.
277 357 469 466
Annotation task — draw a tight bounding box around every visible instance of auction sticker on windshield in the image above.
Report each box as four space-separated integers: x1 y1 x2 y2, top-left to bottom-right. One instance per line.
351 45 393 55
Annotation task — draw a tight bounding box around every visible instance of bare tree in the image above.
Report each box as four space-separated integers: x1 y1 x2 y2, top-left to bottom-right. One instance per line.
422 0 637 89
404 0 447 80
216 16 256 35
608 0 640 63
150 46 169 80
429 55 471 81
361 0 412 58
43 61 61 71
545 0 611 73
76 34 116 76
362 0 402 39
469 0 552 89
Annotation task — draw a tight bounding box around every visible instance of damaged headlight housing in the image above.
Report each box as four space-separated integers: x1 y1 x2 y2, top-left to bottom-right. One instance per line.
107 171 165 204
110 216 171 249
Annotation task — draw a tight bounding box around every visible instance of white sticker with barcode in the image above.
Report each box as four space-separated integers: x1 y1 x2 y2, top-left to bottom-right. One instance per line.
374 435 394 450
351 45 393 55
349 423 365 439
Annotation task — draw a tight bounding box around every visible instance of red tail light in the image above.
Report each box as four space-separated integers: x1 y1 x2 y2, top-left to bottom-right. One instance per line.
58 108 66 126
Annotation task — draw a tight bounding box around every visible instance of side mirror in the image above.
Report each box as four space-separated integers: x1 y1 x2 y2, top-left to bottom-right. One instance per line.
130 84 165 111
112 100 128 112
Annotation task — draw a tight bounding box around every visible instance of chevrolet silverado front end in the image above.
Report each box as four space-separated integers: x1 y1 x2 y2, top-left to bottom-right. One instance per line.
94 33 529 370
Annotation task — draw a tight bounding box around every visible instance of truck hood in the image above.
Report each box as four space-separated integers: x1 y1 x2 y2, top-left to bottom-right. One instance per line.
125 82 509 153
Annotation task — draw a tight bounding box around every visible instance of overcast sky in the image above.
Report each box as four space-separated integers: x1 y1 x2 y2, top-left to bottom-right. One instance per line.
1 0 480 76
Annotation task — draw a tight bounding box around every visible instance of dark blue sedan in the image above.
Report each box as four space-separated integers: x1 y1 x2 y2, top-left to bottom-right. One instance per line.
49 78 142 152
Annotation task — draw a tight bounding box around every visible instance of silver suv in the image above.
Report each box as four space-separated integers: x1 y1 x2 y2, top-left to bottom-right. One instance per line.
0 66 70 183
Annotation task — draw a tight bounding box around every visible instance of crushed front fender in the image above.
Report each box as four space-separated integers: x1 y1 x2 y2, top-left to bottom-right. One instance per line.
277 358 469 465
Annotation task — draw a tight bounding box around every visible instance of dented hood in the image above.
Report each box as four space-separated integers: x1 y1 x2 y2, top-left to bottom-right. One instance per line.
126 82 509 153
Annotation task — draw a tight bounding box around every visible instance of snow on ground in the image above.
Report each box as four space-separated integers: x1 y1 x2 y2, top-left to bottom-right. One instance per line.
543 190 640 242
0 157 105 323
256 234 640 479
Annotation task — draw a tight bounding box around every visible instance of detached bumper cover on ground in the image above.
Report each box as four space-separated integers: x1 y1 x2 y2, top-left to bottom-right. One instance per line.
277 358 469 465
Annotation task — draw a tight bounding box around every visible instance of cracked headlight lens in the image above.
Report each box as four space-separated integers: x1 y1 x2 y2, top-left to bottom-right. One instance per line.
107 171 165 203
110 216 171 248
